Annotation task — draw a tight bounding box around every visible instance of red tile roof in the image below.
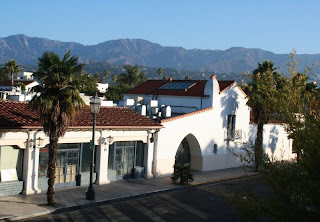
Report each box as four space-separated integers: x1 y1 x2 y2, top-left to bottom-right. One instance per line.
161 107 213 123
125 79 236 97
0 100 162 130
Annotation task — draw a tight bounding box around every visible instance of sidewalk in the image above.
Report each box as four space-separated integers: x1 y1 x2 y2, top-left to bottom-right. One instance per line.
0 167 256 221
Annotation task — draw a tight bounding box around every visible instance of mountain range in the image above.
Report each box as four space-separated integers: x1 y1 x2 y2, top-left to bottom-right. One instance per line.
1 34 320 74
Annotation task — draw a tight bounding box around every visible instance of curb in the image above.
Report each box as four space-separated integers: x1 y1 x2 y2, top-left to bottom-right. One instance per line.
2 173 260 221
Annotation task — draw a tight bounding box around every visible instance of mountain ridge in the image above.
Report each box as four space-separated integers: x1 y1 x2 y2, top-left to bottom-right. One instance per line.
1 34 319 73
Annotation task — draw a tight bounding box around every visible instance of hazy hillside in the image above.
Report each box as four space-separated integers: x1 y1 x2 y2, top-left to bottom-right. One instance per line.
1 34 320 74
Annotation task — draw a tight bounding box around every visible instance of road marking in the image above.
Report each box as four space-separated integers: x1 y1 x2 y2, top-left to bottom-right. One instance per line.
128 199 166 222
162 194 208 220
100 205 134 222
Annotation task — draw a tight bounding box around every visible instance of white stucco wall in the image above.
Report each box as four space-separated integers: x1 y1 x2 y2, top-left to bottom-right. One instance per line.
154 84 252 176
249 124 295 161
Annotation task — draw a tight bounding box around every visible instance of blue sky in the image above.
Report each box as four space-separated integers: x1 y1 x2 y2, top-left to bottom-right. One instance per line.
1 0 319 54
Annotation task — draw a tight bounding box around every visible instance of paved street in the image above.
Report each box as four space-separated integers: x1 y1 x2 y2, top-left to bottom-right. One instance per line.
22 176 265 222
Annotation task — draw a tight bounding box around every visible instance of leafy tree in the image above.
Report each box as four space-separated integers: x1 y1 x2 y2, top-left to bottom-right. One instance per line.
245 60 283 171
162 74 169 80
0 67 10 81
111 74 117 83
79 73 99 96
116 65 147 87
5 60 21 86
28 50 85 205
157 68 163 77
14 82 26 92
93 72 105 83
105 85 132 101
104 69 110 78
228 55 320 220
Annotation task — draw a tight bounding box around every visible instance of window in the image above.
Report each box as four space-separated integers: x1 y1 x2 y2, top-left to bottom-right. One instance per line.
0 146 23 181
227 115 236 140
135 142 144 167
108 141 144 170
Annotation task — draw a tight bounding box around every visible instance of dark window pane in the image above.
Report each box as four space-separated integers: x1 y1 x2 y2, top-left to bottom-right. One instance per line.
108 143 115 169
136 142 144 167
81 143 91 172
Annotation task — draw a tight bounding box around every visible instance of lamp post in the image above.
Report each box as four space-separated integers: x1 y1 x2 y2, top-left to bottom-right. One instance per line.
86 94 101 200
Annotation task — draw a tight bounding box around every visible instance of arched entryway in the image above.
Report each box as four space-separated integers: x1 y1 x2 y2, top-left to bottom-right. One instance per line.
175 134 202 170
175 138 190 165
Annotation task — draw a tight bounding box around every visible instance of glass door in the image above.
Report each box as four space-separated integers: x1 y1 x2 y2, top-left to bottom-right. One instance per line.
55 146 79 188
115 147 134 179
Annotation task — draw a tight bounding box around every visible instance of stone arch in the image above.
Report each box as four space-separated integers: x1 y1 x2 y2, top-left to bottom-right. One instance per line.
175 133 202 171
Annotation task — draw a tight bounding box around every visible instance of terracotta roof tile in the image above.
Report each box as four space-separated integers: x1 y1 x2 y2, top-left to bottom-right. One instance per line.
125 79 236 97
0 100 162 129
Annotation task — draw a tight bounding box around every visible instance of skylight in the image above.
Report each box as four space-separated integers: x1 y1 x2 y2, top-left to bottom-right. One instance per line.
159 82 196 91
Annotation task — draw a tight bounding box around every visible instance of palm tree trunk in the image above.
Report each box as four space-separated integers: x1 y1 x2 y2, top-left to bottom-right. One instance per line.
255 121 264 171
11 72 14 86
47 136 58 205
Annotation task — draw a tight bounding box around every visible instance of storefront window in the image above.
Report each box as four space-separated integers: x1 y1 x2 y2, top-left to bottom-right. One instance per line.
39 147 49 177
136 142 144 167
108 143 114 170
108 141 145 170
0 146 23 181
39 143 81 177
81 143 91 172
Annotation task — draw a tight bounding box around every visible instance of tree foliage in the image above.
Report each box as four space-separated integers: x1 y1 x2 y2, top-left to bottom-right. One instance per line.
230 55 320 220
245 60 284 171
28 50 85 205
14 82 26 92
116 65 147 87
0 67 10 81
5 59 21 86
105 85 132 101
171 163 194 185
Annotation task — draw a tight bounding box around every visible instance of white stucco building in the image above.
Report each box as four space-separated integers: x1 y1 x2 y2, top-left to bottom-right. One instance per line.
123 75 295 176
0 101 162 196
0 75 295 197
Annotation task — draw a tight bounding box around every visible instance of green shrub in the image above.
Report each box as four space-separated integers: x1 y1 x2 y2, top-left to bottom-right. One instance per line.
171 163 194 185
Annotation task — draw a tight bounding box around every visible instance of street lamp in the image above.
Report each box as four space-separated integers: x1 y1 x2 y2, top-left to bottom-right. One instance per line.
86 94 101 200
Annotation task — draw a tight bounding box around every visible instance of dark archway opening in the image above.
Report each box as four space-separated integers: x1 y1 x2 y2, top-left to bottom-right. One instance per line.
175 138 191 165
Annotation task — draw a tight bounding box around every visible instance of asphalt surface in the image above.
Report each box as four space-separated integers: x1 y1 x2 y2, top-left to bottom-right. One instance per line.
22 176 266 222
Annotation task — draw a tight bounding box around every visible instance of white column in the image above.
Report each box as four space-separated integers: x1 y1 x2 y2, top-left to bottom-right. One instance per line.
22 132 41 195
152 132 158 178
145 132 154 178
95 136 110 185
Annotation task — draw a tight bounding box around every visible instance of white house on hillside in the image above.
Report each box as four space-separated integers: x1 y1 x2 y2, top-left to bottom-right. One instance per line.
0 80 38 101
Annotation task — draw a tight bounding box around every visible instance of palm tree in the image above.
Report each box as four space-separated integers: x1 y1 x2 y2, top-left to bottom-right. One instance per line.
247 60 282 171
29 50 85 205
116 65 147 87
5 60 21 86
